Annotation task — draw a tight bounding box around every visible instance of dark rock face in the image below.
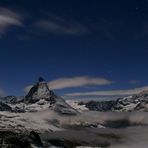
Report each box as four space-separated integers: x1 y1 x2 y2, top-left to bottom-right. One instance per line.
38 77 45 82
25 84 39 103
0 130 42 148
85 100 117 111
25 80 52 104
0 96 25 105
29 131 43 146
14 106 25 113
0 102 12 111
4 96 18 104
0 96 18 104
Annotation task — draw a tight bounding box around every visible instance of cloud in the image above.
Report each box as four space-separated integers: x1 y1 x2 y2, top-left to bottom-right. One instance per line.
0 7 23 35
129 80 140 84
65 86 148 97
24 76 113 93
34 15 89 35
48 76 113 89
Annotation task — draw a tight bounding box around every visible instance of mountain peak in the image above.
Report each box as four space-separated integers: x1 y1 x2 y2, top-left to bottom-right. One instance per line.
23 78 77 114
25 78 52 103
38 77 45 82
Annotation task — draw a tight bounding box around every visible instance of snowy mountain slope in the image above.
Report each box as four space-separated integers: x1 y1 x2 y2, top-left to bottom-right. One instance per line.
74 90 148 112
114 91 148 111
0 110 61 132
66 100 89 111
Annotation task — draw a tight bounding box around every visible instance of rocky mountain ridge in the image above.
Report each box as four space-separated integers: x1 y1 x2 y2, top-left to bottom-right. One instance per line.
0 77 77 115
75 90 148 112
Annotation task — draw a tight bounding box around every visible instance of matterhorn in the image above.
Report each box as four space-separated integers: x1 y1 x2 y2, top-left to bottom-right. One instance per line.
0 77 77 115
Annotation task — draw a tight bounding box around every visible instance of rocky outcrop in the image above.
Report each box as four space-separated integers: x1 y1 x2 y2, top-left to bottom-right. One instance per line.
85 100 117 111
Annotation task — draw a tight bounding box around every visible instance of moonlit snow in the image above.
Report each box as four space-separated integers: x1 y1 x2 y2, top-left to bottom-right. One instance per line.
0 78 148 147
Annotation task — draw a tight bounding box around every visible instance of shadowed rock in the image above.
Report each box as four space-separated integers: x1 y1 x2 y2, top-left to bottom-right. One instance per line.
25 77 77 115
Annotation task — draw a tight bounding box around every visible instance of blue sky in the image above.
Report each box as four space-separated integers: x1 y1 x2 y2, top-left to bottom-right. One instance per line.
0 0 148 99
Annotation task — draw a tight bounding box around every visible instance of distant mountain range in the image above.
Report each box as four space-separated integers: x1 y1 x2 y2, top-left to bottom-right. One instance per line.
0 78 148 147
1 78 148 113
70 90 148 112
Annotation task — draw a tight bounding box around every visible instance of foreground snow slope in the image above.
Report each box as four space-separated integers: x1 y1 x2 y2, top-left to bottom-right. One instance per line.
0 110 62 132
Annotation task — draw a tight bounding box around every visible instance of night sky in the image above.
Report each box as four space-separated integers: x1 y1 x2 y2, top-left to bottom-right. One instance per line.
0 0 148 98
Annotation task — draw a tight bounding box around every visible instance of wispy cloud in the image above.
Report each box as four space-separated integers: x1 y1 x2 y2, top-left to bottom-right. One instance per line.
129 80 141 84
48 76 113 90
0 7 23 35
65 86 148 97
24 76 113 93
34 15 89 35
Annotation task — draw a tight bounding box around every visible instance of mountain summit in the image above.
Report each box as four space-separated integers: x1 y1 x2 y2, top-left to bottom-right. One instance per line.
25 77 53 103
24 77 77 114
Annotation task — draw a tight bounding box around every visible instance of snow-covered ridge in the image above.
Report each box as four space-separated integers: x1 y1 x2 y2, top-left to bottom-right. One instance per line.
0 77 77 115
72 90 148 112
